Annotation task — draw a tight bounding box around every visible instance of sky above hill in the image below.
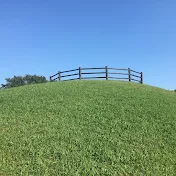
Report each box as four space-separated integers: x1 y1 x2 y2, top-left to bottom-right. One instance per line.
0 0 175 90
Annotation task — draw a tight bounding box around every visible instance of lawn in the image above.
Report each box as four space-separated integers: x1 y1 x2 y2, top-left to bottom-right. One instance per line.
0 81 176 175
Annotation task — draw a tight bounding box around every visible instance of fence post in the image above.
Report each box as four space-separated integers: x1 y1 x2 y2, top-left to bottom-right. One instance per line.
141 72 143 84
58 71 61 81
105 66 108 80
128 68 131 82
50 76 52 82
79 67 82 80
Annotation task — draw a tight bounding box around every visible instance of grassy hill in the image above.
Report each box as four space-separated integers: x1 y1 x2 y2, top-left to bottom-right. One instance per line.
0 81 176 175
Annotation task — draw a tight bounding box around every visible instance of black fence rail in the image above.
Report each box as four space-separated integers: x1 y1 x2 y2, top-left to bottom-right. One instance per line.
50 66 143 84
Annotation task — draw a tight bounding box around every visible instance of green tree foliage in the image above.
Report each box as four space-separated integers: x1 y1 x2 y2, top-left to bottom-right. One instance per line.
1 75 47 88
174 89 176 92
23 74 47 85
0 84 7 89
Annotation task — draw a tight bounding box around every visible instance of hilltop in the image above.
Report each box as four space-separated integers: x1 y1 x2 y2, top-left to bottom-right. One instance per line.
0 81 176 175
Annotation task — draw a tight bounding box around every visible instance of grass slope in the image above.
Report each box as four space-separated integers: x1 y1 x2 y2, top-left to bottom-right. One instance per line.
0 81 176 175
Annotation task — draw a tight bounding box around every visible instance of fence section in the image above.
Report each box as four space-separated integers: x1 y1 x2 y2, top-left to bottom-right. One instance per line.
50 66 143 83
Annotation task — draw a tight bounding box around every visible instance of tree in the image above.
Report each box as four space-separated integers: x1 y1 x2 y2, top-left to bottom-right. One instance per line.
23 74 47 84
174 89 176 92
0 84 7 89
1 74 48 88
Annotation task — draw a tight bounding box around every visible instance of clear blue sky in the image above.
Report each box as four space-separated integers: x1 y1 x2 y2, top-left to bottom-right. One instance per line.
0 0 176 90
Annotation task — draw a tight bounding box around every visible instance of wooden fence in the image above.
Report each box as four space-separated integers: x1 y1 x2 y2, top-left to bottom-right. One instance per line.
50 66 143 84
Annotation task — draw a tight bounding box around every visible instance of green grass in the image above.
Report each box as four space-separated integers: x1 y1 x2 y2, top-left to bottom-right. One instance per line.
0 81 176 175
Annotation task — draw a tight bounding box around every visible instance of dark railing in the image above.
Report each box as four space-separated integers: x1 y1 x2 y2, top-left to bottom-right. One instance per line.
50 66 143 84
